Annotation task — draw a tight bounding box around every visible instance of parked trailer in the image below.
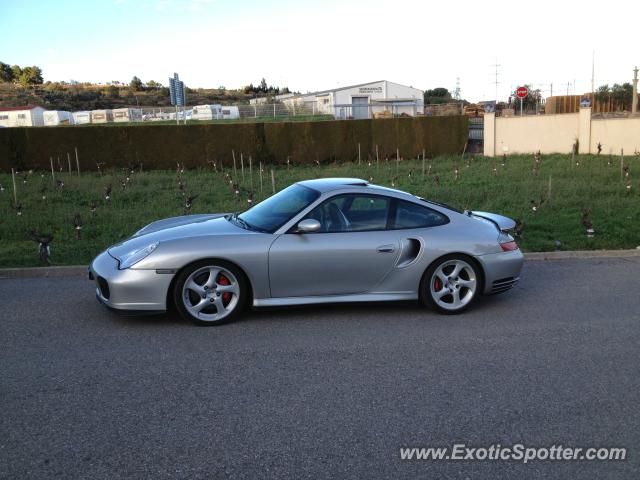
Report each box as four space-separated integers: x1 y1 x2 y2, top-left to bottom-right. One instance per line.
43 110 75 126
91 109 113 124
73 111 92 124
192 105 223 121
220 106 239 120
113 108 143 123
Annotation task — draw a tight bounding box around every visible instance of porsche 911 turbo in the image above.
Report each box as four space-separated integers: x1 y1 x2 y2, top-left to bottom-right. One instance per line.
89 178 523 325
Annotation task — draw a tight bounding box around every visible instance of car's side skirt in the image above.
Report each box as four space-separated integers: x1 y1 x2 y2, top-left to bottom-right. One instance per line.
253 292 418 307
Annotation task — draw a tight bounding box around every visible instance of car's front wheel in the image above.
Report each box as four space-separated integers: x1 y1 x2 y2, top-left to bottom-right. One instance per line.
421 254 480 314
174 260 248 325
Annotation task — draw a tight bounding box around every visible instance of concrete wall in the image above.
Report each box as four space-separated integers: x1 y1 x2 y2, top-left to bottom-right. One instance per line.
484 108 640 156
591 117 640 155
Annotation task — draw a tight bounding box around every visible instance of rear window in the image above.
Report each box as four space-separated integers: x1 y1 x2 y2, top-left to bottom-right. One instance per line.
392 200 449 229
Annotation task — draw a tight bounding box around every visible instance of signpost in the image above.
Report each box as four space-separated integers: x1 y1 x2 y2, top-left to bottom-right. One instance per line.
516 86 528 116
169 73 187 125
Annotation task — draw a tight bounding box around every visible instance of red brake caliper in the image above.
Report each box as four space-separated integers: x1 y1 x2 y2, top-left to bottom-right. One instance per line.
218 274 232 304
434 277 442 292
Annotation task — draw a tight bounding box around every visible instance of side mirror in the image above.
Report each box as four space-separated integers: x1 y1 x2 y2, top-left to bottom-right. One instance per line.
296 219 321 233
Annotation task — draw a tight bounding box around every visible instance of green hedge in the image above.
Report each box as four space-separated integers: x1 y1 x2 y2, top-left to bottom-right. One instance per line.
0 116 468 172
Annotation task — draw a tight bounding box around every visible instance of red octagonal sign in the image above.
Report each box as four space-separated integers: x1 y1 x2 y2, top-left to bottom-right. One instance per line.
516 86 529 98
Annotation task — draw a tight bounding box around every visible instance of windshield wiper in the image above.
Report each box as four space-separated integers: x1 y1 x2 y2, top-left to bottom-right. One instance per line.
228 212 268 233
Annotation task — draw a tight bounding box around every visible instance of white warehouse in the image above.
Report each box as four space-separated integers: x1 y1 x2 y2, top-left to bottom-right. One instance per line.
0 106 46 127
260 80 424 120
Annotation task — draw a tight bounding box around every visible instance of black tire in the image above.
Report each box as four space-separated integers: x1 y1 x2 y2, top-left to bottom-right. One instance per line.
173 259 249 326
420 254 481 315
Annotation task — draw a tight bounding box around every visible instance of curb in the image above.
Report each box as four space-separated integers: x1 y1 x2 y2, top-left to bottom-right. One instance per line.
0 265 88 279
524 249 640 261
1 249 639 279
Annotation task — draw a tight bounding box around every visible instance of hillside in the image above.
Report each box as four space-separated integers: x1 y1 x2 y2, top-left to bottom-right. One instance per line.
0 83 256 111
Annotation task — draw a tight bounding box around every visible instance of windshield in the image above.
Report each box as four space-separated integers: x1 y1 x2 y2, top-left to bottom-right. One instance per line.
237 184 320 233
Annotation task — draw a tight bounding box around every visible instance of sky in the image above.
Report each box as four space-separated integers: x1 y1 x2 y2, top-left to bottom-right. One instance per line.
1 0 639 102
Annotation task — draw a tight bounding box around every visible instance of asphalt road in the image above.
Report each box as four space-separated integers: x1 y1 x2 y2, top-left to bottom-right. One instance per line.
1 257 639 479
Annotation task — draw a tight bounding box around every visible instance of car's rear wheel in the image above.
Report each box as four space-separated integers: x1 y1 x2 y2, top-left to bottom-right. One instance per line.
421 254 480 314
174 260 248 325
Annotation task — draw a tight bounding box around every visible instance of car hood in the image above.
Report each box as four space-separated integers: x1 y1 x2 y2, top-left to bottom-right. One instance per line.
108 214 250 259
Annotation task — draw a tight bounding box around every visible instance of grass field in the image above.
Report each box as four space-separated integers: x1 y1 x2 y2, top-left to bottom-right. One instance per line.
0 153 638 267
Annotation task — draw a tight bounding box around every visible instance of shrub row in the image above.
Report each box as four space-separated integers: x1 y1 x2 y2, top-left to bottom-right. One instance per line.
0 116 468 171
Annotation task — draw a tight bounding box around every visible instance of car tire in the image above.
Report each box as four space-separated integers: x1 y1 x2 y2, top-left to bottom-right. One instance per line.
173 259 248 326
420 254 481 314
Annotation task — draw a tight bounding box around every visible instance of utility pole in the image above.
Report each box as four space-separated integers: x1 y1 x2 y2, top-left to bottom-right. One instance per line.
591 50 595 104
491 59 501 101
633 66 639 114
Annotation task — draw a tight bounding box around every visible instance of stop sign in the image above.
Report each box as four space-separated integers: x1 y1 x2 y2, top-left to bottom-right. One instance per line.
516 86 529 98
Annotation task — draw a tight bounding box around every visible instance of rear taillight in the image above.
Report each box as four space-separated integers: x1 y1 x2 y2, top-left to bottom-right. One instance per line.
500 241 519 251
498 231 519 251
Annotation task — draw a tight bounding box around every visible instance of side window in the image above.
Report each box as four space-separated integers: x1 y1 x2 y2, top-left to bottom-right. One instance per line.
305 194 390 233
392 200 449 229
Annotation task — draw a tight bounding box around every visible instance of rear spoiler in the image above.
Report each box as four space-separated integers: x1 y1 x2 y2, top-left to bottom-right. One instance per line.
470 211 516 232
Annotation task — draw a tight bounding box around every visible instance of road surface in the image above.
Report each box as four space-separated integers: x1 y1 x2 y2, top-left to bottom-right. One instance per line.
1 257 639 479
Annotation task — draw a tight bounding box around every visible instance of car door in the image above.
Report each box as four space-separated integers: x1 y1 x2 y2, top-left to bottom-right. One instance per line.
268 193 400 298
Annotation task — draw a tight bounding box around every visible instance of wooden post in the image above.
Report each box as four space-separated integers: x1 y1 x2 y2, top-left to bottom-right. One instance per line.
259 161 263 195
249 156 253 192
240 153 245 184
358 143 361 165
67 153 72 173
11 168 17 205
396 148 400 176
422 154 425 181
232 150 237 179
375 144 379 172
75 147 80 175
50 157 55 185
271 169 275 194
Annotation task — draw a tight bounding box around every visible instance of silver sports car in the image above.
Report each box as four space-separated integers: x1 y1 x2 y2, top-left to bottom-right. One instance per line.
89 178 523 325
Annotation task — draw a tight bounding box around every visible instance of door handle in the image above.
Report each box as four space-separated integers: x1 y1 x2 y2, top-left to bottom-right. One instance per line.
376 244 396 253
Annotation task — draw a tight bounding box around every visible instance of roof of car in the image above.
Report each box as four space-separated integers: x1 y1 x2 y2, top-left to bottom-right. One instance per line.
297 178 412 196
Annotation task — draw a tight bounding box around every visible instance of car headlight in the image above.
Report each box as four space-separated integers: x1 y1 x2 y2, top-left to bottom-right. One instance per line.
117 242 159 269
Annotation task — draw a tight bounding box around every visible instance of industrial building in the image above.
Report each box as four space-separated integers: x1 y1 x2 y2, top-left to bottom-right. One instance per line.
0 106 46 127
251 80 424 119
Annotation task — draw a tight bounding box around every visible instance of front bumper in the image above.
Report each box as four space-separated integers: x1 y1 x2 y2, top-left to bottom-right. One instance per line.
89 251 174 312
475 249 524 295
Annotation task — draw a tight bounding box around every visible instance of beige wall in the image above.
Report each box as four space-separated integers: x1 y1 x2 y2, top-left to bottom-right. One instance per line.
591 117 640 155
484 108 640 156
484 112 579 156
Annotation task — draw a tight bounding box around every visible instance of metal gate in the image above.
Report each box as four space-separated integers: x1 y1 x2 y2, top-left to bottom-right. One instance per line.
351 97 369 120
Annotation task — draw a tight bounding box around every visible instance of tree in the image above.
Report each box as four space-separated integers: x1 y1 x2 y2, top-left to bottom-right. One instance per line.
0 62 13 82
107 85 119 98
424 88 451 104
611 83 632 110
11 65 22 81
595 84 610 103
130 76 143 91
18 66 43 86
146 80 162 89
259 78 268 92
509 85 542 110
